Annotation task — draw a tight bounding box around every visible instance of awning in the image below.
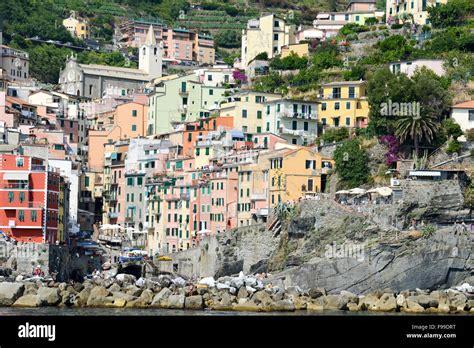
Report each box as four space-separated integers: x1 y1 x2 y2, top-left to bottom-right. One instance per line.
3 172 29 180
409 171 441 177
230 129 244 139
349 188 367 195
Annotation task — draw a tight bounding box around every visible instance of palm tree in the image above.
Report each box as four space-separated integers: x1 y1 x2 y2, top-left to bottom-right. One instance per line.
395 113 439 155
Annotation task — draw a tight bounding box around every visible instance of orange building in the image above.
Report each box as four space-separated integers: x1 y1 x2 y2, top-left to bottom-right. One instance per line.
182 116 234 157
0 154 61 243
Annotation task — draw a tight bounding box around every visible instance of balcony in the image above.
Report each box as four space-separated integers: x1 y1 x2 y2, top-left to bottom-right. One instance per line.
279 128 305 136
320 93 359 99
180 192 190 201
2 183 29 189
279 112 317 120
164 193 180 201
178 88 189 96
251 193 267 201
31 165 46 171
125 216 134 223
108 212 118 219
21 110 36 119
2 201 43 209
252 208 269 216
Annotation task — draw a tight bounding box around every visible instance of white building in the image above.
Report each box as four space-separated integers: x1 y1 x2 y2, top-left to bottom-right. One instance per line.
451 101 474 141
48 159 80 230
195 66 235 87
389 59 445 77
263 99 318 146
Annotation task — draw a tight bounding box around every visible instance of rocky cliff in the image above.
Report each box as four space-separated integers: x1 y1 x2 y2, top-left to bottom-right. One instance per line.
202 180 473 294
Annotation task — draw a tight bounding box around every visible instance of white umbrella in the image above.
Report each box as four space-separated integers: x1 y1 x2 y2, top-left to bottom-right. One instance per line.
335 190 350 195
100 224 113 230
349 188 366 195
197 229 212 235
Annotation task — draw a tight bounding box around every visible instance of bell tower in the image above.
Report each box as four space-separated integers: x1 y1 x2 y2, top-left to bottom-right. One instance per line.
139 25 163 80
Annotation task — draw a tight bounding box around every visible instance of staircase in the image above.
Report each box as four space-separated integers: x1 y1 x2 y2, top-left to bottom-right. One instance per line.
268 217 282 237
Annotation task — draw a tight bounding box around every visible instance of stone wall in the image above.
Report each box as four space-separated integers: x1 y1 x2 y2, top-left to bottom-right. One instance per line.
158 223 279 280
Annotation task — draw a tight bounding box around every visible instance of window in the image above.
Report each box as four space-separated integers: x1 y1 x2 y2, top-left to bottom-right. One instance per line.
19 192 25 203
304 122 308 131
196 148 200 156
127 178 134 186
209 89 214 96
16 157 24 167
242 110 247 118
335 102 340 110
346 102 351 110
132 110 137 117
322 103 327 111
355 15 360 21
266 122 270 132
257 126 262 133
345 14 349 20
132 124 137 131
137 177 143 186
273 33 278 40
274 20 280 27
276 104 280 112
332 87 341 98
257 111 262 119
205 147 210 156
207 75 212 81
292 120 297 130
348 86 355 98
31 210 37 222
18 210 24 222
346 117 351 126
468 110 474 121
8 192 14 203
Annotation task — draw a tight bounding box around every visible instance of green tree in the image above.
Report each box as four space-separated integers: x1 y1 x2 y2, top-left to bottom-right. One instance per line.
334 139 370 188
214 30 241 49
395 113 439 155
427 0 474 28
28 44 72 84
270 52 308 70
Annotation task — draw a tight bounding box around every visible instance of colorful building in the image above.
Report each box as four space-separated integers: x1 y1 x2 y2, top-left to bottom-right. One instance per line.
241 14 297 68
386 0 447 25
318 81 369 128
268 147 333 207
0 154 62 243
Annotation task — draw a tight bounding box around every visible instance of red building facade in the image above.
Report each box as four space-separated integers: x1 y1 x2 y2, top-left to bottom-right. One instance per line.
0 154 60 243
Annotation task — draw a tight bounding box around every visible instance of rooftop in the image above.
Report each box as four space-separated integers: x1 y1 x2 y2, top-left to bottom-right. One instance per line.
452 100 474 109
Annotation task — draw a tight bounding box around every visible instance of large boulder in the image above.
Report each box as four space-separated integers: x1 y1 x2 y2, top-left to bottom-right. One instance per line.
75 288 91 307
13 295 39 307
86 286 111 307
125 285 142 297
0 282 25 306
237 286 249 299
401 297 425 313
253 290 273 306
151 288 173 307
232 300 260 312
358 293 379 311
265 299 295 311
409 294 439 309
112 292 136 302
115 274 137 286
308 287 326 299
185 295 203 310
374 293 397 312
166 294 185 309
139 289 154 304
37 287 61 306
108 283 121 293
320 294 348 310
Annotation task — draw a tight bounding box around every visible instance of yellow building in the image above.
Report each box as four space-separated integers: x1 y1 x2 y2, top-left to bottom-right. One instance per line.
63 13 90 40
219 91 281 135
318 81 369 128
386 0 448 25
268 147 333 207
241 14 297 68
281 43 309 58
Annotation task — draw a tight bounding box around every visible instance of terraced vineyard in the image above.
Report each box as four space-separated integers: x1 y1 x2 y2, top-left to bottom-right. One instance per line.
176 9 260 33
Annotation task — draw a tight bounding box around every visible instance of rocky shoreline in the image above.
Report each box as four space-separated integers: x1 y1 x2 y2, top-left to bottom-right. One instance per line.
0 272 473 313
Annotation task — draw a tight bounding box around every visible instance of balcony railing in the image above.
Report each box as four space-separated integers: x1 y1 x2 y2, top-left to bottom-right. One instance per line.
178 88 189 96
279 112 317 120
164 193 180 201
31 165 46 171
2 183 29 189
279 128 305 136
252 208 269 216
251 193 267 201
320 93 359 99
2 201 43 209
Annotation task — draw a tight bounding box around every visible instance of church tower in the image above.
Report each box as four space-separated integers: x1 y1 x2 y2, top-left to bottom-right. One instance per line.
139 25 163 80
